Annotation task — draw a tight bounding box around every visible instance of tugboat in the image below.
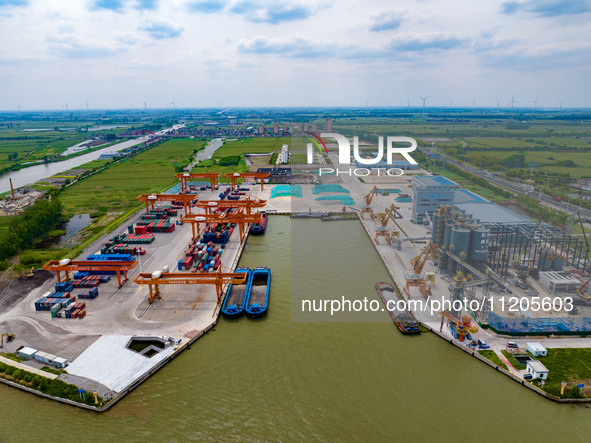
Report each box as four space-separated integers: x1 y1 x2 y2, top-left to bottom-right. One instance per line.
375 282 420 335
245 267 271 317
221 267 252 318
250 212 267 235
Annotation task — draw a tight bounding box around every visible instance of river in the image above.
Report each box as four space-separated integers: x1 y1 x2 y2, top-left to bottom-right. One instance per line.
0 125 185 194
0 138 150 194
1 216 590 441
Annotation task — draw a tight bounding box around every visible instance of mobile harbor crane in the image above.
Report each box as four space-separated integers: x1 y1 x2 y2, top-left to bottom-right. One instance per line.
405 243 437 297
375 204 401 244
360 186 379 219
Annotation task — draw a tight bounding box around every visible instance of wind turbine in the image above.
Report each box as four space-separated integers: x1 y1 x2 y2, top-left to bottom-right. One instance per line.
65 103 69 112
508 95 516 115
533 97 538 110
559 99 563 111
419 96 429 116
170 98 176 109
142 100 147 110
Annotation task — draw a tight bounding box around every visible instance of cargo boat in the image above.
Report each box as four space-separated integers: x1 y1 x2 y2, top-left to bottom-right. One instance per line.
245 267 271 317
221 267 252 318
375 282 420 335
249 212 267 235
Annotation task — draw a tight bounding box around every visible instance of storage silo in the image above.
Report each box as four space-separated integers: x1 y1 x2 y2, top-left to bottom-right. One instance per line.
470 227 489 269
443 223 453 250
450 227 471 261
431 211 440 245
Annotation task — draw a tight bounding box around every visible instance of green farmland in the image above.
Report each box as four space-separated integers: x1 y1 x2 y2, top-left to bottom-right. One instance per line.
59 138 204 216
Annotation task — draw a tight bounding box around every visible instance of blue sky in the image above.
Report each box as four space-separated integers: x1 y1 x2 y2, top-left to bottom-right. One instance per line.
0 0 589 109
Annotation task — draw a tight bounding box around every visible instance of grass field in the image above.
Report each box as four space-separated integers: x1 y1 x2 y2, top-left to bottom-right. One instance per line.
535 348 591 398
462 150 591 178
212 137 289 158
58 138 204 215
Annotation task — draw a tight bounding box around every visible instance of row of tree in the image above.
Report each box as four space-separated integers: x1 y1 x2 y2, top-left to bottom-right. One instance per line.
0 199 62 261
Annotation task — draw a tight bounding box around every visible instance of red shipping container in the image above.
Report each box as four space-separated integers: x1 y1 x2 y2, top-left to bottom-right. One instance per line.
72 309 80 318
78 310 86 319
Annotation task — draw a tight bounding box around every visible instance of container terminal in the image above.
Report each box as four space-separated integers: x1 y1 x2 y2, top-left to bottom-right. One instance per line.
1 138 591 408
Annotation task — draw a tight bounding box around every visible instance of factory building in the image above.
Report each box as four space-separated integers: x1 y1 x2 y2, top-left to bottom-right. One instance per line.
539 271 582 294
411 176 459 223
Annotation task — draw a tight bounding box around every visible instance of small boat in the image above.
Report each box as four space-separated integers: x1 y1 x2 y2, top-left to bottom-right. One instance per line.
245 267 271 317
375 282 420 335
250 212 267 235
221 267 252 318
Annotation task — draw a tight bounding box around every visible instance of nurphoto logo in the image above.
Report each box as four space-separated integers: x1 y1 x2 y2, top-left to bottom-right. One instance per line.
305 132 418 176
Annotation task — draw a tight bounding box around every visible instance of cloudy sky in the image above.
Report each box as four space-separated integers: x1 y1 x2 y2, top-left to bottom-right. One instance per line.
1 0 590 110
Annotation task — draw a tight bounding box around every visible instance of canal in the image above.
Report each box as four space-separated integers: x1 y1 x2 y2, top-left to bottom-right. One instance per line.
0 137 150 194
1 216 590 441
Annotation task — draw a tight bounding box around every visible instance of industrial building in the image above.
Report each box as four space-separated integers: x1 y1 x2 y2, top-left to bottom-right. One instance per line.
526 360 549 380
526 343 547 357
539 271 582 294
411 175 459 223
99 152 122 160
412 175 529 224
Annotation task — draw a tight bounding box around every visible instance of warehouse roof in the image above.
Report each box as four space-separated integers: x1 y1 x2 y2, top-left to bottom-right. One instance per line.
454 202 529 224
454 189 489 204
412 175 460 188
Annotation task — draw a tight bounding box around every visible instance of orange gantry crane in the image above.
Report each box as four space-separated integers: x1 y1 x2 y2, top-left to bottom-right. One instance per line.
360 186 379 219
375 204 401 244
192 195 266 215
175 172 220 191
223 172 270 191
134 270 248 304
181 210 264 242
405 242 437 297
136 194 196 215
43 259 137 288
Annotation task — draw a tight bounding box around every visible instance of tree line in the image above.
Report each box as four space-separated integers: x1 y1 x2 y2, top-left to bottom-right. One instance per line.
0 199 62 261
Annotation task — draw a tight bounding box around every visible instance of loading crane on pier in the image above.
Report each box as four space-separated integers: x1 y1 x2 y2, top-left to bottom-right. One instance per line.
43 259 137 288
134 270 248 304
136 194 196 215
375 204 401 244
405 242 437 297
360 186 379 219
192 195 266 215
175 172 221 191
223 172 271 191
439 310 478 342
181 210 264 242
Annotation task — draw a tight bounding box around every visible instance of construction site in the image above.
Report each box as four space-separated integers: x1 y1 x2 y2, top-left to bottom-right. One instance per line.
1 137 591 409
